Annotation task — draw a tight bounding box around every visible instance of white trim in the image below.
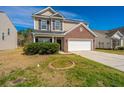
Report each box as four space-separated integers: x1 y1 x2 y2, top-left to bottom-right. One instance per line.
41 19 48 30
34 19 36 29
52 36 55 43
50 12 64 18
111 30 124 38
55 20 62 31
52 20 63 32
33 7 56 15
64 23 97 37
33 33 64 37
33 35 35 43
121 39 123 46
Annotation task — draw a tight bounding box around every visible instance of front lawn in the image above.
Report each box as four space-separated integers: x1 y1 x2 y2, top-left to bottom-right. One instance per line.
0 48 124 86
96 49 124 55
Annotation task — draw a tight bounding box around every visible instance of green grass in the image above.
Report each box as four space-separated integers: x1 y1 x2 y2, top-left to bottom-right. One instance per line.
0 54 124 87
96 49 124 55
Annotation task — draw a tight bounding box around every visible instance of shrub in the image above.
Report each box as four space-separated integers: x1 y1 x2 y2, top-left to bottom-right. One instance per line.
117 46 124 50
23 43 40 55
23 42 60 55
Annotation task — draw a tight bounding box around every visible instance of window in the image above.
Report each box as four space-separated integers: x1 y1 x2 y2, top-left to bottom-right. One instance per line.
38 38 50 42
2 32 4 40
8 28 10 35
53 20 62 30
41 20 47 30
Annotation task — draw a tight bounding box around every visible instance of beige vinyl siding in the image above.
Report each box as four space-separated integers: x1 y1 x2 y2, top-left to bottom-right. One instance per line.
0 12 17 50
34 19 39 30
41 11 54 16
63 21 78 32
95 31 111 49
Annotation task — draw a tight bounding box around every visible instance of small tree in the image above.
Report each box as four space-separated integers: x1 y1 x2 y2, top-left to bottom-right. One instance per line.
18 28 33 47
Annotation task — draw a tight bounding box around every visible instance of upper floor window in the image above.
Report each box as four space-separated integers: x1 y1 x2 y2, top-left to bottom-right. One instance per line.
53 20 62 31
8 28 10 35
41 20 47 30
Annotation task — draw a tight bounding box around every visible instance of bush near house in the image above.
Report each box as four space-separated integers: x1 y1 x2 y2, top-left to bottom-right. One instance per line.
23 42 60 55
117 46 124 50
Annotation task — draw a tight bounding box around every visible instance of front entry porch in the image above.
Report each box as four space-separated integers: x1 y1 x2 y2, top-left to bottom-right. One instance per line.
110 31 124 49
33 36 64 51
111 38 124 49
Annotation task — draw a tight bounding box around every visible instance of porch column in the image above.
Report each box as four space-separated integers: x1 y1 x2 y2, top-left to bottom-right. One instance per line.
52 37 54 43
33 35 36 43
121 39 123 46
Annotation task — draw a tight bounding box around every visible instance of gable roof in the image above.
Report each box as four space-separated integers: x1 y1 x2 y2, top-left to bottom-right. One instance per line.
0 11 17 32
32 7 88 25
64 23 97 37
33 7 56 15
50 12 64 18
94 30 107 35
64 18 88 25
94 26 124 37
109 26 124 35
106 30 117 37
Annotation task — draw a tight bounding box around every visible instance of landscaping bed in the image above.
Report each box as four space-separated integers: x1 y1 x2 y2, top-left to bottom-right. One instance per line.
48 60 75 70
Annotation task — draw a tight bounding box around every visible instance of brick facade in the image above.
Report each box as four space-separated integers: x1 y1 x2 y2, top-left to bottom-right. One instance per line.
63 24 95 52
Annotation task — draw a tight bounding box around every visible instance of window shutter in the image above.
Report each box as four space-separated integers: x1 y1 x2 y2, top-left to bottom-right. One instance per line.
53 20 55 30
39 20 41 30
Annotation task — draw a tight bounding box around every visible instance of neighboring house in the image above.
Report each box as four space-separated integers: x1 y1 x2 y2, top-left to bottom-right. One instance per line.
94 30 124 49
32 7 97 52
0 11 17 50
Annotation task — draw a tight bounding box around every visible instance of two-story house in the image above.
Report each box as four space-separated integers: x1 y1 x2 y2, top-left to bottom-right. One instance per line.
32 7 97 52
94 30 124 49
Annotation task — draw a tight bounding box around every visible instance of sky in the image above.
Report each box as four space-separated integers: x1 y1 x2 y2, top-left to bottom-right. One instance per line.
0 6 124 31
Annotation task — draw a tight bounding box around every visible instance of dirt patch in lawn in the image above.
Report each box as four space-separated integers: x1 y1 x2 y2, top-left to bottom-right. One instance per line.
49 61 75 70
0 48 48 76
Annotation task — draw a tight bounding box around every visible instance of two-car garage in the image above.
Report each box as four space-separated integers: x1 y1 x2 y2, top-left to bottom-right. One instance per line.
63 23 97 52
68 39 92 51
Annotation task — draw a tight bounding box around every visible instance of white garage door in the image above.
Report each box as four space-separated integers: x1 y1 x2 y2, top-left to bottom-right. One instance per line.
68 40 92 51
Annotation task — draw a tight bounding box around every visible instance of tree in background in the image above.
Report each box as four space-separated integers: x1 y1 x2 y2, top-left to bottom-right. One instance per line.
18 28 33 47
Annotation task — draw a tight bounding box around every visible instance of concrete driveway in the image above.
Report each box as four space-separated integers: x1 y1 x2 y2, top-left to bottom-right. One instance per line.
72 51 124 72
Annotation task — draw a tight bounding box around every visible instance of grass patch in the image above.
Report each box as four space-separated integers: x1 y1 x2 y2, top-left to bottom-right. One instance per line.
96 49 124 55
0 49 124 86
